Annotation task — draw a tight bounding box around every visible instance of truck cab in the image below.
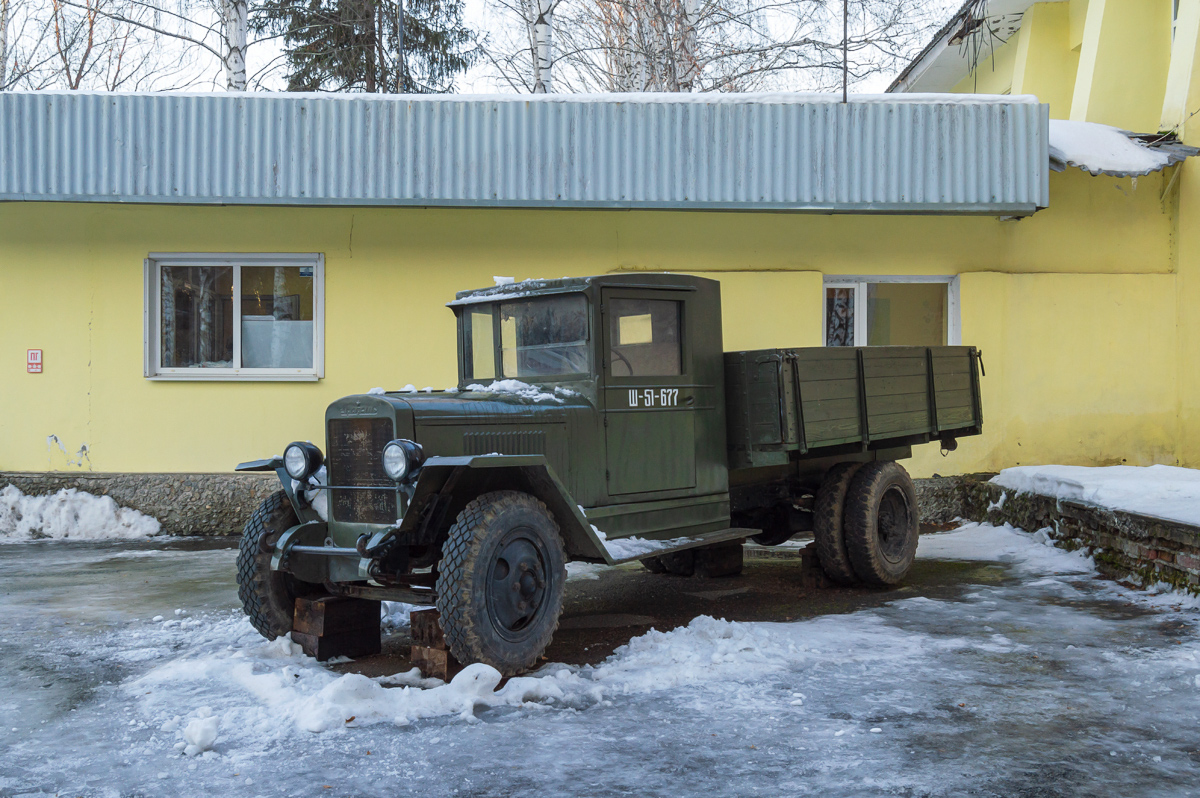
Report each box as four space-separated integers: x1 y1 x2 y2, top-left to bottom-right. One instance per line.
445 273 730 539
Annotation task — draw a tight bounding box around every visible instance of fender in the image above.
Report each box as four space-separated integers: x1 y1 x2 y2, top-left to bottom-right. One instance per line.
235 456 323 525
361 455 609 563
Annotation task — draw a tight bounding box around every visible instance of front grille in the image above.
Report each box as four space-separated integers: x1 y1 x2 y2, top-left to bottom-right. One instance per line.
327 417 397 524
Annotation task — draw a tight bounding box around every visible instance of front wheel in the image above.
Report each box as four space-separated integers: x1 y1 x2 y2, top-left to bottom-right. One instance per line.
236 490 324 639
435 491 566 676
843 462 920 586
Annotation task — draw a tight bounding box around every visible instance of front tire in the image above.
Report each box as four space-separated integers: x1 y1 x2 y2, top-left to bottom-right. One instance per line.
236 490 324 640
435 491 566 676
843 461 920 586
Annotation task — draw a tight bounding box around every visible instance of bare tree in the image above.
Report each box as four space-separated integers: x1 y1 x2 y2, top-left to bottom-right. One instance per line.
2 0 208 89
484 0 955 94
1 0 9 87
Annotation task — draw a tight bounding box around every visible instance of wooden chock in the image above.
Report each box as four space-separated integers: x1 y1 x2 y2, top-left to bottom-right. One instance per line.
409 608 464 681
292 595 382 662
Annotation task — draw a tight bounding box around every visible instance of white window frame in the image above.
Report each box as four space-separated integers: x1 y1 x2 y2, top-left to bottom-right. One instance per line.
144 252 325 381
823 275 961 347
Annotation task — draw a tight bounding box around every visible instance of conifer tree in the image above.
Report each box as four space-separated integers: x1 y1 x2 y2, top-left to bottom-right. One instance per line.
253 0 473 92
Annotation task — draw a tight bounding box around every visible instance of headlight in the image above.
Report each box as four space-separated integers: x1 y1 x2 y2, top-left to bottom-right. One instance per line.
382 439 425 482
284 442 323 480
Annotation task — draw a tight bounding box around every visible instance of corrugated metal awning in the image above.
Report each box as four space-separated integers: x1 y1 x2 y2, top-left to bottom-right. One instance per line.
0 91 1050 215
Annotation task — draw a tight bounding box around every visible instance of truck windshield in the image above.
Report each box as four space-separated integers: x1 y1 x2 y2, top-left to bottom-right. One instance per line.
498 294 589 378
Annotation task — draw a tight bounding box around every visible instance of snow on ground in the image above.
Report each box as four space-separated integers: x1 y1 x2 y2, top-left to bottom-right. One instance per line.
566 561 611 580
0 484 161 542
4 526 1200 796
916 521 1096 576
991 464 1200 526
1048 119 1171 176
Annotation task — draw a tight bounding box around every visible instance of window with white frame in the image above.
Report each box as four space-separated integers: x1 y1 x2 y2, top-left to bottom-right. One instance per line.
144 253 324 380
824 276 959 347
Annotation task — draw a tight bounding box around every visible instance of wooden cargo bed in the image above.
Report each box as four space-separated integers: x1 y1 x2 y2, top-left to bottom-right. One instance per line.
724 346 983 470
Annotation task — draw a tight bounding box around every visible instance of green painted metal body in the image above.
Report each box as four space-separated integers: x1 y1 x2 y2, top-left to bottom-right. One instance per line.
240 274 983 583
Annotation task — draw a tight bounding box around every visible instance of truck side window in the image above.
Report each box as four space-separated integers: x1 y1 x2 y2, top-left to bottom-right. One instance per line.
609 298 681 376
467 309 495 380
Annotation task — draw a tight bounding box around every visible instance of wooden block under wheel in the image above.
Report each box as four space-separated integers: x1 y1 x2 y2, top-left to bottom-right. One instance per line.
291 628 382 662
293 595 381 637
409 608 448 649
411 645 463 681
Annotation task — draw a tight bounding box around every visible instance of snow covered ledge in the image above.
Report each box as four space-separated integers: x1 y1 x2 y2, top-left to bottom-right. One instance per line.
1048 120 1199 177
0 472 278 536
940 465 1200 595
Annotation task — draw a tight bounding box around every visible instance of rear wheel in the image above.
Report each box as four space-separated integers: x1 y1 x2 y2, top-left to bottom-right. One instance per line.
237 490 324 640
811 463 864 585
435 491 566 676
843 461 919 586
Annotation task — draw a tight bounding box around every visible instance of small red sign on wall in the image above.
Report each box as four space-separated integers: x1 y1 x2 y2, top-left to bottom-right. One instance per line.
27 349 42 373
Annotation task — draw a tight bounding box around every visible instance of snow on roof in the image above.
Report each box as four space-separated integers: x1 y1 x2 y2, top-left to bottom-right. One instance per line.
1048 120 1199 177
11 88 1035 105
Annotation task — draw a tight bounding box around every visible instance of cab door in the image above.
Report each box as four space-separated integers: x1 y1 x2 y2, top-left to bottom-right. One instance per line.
602 288 697 496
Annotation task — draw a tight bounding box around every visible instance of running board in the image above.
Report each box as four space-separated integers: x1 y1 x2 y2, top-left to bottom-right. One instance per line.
601 527 758 566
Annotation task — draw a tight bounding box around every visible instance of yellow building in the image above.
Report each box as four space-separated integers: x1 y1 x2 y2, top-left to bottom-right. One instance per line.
2 1 1199 510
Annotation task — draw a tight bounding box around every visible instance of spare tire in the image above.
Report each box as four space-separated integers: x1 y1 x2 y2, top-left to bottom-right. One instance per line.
843 461 919 586
811 462 864 585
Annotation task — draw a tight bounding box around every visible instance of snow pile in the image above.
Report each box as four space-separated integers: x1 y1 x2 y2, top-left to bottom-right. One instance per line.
1048 120 1170 176
566 561 610 580
465 380 577 404
0 484 161 542
181 709 219 757
591 525 696 560
493 276 515 286
991 464 1200 526
129 609 954 742
917 522 1095 576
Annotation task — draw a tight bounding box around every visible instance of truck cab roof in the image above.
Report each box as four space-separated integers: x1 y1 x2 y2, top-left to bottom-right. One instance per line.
446 273 718 307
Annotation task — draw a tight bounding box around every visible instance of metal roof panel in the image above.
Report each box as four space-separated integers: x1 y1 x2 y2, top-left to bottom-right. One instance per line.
0 91 1050 214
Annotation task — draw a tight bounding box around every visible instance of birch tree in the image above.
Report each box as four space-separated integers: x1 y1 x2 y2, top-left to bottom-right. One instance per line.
484 0 955 93
220 0 246 88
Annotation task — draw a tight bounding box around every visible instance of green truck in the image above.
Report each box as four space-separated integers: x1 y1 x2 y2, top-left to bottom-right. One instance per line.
236 274 983 674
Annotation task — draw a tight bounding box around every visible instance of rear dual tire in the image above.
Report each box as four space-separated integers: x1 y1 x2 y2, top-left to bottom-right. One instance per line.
812 461 919 587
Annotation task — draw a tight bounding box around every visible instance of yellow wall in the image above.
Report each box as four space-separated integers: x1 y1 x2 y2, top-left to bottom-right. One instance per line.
1011 2 1080 119
1069 0 1173 130
0 161 1187 480
953 34 1022 96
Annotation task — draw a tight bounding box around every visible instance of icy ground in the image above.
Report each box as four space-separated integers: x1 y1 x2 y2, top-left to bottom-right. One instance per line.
3 528 1200 797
